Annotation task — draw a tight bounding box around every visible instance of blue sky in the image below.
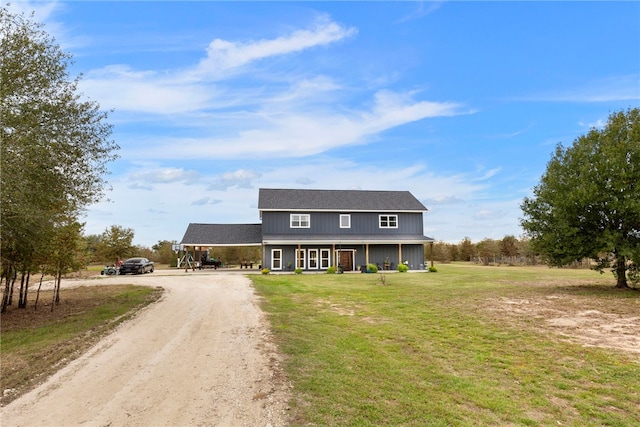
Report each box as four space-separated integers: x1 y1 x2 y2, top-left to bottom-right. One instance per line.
12 1 639 247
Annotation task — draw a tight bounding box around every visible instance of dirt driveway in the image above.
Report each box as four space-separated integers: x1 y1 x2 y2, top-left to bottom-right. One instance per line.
1 271 291 427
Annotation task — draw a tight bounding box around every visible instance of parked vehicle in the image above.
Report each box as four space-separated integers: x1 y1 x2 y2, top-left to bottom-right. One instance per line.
101 265 118 276
119 257 154 275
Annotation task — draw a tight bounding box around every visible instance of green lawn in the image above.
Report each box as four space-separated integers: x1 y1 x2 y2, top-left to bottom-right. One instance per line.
251 264 640 426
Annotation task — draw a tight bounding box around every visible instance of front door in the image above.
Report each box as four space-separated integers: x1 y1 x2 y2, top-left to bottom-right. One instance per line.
339 251 354 271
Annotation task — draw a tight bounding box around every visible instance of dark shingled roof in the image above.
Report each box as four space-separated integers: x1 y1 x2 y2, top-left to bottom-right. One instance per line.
258 188 427 212
180 223 262 246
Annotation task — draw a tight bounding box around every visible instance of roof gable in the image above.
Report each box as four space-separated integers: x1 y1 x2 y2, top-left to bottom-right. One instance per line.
258 188 427 212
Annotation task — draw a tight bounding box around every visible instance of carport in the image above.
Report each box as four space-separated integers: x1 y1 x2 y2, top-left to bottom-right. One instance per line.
179 223 263 270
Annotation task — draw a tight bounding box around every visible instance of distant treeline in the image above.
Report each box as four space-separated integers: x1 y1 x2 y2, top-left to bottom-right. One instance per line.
425 236 591 268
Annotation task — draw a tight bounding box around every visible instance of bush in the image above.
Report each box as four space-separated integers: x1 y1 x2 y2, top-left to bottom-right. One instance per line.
367 263 378 273
428 266 438 272
261 268 270 274
294 268 303 274
397 264 409 273
326 266 336 274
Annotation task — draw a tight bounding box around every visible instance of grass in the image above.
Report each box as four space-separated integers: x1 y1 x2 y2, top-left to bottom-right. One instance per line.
251 264 640 426
0 285 162 405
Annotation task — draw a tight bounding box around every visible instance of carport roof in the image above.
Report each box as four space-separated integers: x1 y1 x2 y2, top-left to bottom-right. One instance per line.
180 223 262 246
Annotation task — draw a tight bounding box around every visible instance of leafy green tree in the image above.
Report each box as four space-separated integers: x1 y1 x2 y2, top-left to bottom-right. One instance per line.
97 226 135 264
500 235 520 263
521 108 640 288
152 240 177 265
517 237 538 265
83 234 103 262
447 243 460 262
476 238 499 265
1 7 117 310
459 237 475 262
50 220 88 308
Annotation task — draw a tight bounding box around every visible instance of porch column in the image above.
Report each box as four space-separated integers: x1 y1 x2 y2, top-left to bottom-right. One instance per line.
332 243 336 267
366 243 370 265
398 243 402 268
298 243 302 269
184 245 190 272
430 242 434 267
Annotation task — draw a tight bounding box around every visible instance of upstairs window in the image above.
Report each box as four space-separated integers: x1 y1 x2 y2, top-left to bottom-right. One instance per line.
379 214 398 228
290 214 310 228
340 214 351 228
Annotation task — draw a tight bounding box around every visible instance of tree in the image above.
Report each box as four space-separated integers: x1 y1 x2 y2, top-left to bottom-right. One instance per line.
1 7 117 310
97 226 136 264
83 234 103 262
476 238 499 265
459 237 475 262
521 108 640 288
500 235 520 263
152 240 177 265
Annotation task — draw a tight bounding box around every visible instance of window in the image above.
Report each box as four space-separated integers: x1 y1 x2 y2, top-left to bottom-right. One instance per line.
290 214 310 228
271 249 282 270
340 214 351 228
320 249 331 269
296 249 306 269
379 214 398 228
308 249 318 269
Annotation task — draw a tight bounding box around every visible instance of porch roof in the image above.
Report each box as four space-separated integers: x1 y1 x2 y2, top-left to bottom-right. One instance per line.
180 223 262 246
261 233 434 245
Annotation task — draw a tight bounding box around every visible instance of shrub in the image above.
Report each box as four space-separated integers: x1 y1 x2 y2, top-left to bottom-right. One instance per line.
326 266 336 274
428 266 438 272
294 268 303 274
397 264 409 273
367 263 378 273
261 268 270 274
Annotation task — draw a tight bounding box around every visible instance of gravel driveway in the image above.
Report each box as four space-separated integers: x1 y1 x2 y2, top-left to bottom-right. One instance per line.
1 271 291 427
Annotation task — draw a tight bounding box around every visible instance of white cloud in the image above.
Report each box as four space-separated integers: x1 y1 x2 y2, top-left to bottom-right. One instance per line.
120 89 464 160
423 195 465 205
6 1 91 51
81 66 213 114
208 169 262 191
578 119 606 129
76 15 355 115
129 167 201 185
395 1 445 24
192 14 357 78
191 198 222 206
6 1 60 21
69 12 466 162
474 168 501 181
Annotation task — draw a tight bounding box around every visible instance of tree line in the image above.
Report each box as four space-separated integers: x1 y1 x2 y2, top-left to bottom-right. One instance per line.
1 8 117 312
425 236 589 267
427 236 528 265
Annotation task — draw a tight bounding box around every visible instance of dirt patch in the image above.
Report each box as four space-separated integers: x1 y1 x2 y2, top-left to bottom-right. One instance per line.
486 285 639 357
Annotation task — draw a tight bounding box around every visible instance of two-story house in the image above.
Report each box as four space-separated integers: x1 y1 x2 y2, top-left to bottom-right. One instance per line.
180 188 434 271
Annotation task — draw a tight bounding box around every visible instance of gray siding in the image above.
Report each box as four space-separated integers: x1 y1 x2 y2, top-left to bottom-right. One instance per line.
262 211 424 236
263 243 426 271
